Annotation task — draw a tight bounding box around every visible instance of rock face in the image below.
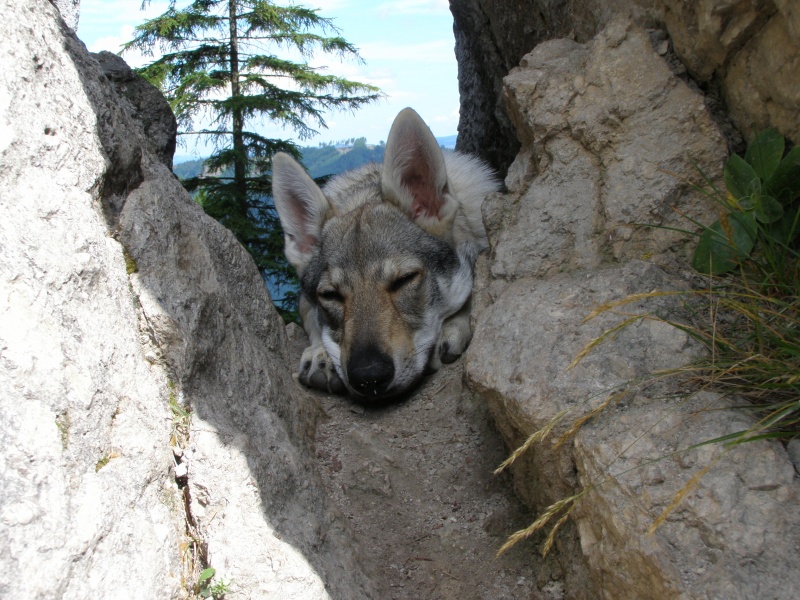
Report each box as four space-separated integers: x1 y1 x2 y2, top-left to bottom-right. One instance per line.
450 0 799 171
52 0 80 31
496 19 727 277
0 2 180 597
448 0 662 172
466 14 800 600
0 1 375 598
93 51 178 171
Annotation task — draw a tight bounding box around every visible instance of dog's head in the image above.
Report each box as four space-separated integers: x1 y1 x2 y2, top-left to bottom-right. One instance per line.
272 108 479 399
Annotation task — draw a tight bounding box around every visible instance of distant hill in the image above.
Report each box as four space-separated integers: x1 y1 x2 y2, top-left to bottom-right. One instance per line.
301 138 385 179
172 133 457 180
173 158 205 180
436 134 457 149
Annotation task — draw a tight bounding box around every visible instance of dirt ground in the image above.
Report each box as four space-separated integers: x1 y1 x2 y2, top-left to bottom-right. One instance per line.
288 328 566 599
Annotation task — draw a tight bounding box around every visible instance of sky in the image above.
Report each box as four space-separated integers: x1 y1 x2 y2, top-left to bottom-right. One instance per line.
77 0 460 160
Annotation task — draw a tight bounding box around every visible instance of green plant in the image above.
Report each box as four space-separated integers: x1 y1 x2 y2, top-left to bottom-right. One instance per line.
55 411 71 450
95 451 119 472
123 249 139 275
691 128 800 288
168 385 191 449
198 567 230 599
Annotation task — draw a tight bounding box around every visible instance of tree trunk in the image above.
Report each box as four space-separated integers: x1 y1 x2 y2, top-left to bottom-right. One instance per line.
229 0 247 218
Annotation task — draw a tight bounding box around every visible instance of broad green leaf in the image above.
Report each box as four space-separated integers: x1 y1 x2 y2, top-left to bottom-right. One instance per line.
724 153 760 201
754 194 783 224
745 128 784 181
199 568 216 583
692 213 756 275
766 146 800 205
765 200 800 245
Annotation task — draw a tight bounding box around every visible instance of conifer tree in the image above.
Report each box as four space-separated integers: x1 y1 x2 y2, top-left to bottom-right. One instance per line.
124 1 380 318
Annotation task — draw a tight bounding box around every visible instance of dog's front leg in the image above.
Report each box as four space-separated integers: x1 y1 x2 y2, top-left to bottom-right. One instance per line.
432 297 473 371
297 296 345 394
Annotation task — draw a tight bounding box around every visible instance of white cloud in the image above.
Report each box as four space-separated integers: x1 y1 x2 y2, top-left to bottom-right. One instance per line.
358 40 454 63
375 0 449 16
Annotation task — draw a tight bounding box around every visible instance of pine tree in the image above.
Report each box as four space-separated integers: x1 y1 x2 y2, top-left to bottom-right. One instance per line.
123 0 381 318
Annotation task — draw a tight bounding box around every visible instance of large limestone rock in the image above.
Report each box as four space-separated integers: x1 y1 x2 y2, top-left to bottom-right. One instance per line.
449 0 799 170
0 1 180 597
469 260 800 598
448 0 662 172
467 16 800 599
721 4 800 144
0 1 376 598
494 19 727 280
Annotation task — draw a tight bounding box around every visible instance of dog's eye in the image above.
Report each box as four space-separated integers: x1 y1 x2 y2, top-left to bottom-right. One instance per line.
318 288 343 303
389 271 420 292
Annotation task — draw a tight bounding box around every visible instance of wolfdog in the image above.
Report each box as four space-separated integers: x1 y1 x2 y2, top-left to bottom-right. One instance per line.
272 108 499 400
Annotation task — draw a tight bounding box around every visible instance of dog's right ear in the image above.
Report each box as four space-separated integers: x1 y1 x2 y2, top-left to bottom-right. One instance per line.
271 152 331 274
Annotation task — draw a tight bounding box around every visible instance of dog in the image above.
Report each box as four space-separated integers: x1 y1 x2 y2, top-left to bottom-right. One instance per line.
271 108 499 400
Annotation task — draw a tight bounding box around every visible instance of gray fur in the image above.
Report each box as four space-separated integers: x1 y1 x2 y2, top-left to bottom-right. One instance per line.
272 108 499 400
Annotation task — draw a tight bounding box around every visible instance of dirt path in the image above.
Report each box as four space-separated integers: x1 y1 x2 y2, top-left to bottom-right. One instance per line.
289 330 565 599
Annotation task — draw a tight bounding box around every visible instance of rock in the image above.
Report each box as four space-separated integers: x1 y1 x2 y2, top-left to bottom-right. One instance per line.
93 51 177 171
448 0 662 173
723 8 800 144
662 0 776 81
117 167 377 597
467 261 800 598
51 0 80 31
0 1 181 597
788 438 800 474
494 17 727 281
1 1 376 598
663 0 800 144
451 0 799 171
466 15 800 600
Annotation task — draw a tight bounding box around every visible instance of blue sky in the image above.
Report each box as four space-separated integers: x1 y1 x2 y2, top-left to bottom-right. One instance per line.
77 0 460 158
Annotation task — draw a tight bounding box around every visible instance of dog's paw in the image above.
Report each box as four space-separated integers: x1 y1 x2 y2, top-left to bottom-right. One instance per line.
432 318 472 370
298 344 345 394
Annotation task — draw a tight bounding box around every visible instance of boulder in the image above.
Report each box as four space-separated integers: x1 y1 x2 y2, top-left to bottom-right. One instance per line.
467 16 800 599
0 1 180 597
93 51 177 171
450 0 799 170
494 18 727 280
468 261 800 598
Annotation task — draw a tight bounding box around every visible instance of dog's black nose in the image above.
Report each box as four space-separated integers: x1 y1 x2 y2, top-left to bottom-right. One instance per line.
347 347 395 397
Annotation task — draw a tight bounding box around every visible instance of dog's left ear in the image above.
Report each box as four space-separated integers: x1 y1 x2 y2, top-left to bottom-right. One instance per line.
382 108 457 236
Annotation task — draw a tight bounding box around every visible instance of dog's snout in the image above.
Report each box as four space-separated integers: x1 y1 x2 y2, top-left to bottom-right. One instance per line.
347 346 395 397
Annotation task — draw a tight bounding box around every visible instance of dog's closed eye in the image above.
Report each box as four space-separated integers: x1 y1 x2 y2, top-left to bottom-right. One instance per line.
318 288 344 303
388 271 421 292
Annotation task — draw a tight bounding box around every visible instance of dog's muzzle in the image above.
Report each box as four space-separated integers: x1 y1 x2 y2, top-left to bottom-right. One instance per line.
347 345 395 397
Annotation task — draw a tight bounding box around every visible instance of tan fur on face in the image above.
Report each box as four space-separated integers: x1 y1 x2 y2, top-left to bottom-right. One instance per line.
336 261 419 376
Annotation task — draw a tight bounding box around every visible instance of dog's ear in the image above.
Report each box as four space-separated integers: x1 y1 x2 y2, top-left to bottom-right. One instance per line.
272 152 331 274
382 108 456 236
